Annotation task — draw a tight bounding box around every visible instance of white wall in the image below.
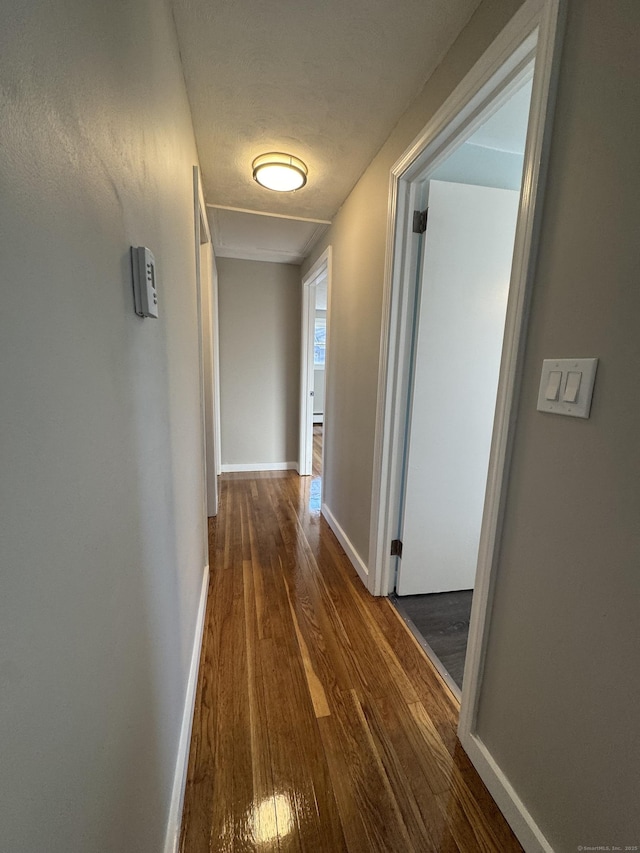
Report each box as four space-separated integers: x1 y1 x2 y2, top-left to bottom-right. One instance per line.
217 258 301 469
0 1 206 851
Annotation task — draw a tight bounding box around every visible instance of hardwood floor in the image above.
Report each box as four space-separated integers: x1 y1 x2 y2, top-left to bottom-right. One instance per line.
179 471 523 852
312 424 323 476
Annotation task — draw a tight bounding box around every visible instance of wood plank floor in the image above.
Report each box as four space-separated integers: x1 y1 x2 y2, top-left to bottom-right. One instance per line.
179 471 523 852
312 425 323 476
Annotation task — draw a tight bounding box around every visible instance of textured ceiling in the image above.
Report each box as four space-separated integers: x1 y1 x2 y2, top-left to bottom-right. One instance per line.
172 0 482 223
208 207 329 264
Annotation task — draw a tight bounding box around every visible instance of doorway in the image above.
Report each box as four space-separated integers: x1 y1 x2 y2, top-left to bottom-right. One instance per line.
391 77 534 696
299 248 332 503
368 13 564 816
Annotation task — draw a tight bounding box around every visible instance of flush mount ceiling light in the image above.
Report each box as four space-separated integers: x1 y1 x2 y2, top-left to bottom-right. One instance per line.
252 152 308 192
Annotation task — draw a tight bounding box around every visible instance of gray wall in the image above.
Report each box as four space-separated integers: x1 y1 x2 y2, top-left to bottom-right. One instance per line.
217 258 301 468
476 1 640 848
305 0 640 849
0 1 206 851
303 0 524 564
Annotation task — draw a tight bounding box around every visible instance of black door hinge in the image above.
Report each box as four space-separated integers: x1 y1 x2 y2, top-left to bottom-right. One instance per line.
412 208 428 234
390 539 403 558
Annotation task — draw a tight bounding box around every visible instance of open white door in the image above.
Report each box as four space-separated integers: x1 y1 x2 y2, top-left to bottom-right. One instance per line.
397 180 520 596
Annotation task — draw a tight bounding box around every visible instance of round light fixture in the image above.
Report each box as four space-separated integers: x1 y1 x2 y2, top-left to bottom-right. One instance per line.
252 152 308 192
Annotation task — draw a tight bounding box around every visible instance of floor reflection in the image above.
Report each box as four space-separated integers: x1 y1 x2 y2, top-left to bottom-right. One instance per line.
309 476 322 512
249 793 294 845
310 424 323 512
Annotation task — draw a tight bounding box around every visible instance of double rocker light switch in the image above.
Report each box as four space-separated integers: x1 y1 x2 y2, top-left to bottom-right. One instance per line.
537 358 598 418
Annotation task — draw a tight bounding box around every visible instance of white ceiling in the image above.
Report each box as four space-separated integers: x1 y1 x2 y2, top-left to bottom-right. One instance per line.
172 0 483 261
430 78 533 190
468 79 533 155
208 206 329 265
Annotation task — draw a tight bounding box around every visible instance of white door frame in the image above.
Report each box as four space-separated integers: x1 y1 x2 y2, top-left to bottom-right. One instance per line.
368 2 565 848
193 166 220 517
298 247 332 476
210 255 222 478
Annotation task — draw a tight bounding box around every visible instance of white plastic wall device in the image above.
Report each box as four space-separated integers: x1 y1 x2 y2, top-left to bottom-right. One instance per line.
537 358 598 418
131 246 159 318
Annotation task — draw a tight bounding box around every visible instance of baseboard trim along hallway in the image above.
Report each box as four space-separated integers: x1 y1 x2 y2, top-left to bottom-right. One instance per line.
461 733 555 853
321 500 369 586
164 565 210 853
178 472 523 852
220 461 298 473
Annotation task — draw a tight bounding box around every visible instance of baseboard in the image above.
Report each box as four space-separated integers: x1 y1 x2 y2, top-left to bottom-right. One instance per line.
459 730 554 853
220 461 297 473
321 502 369 586
163 565 210 853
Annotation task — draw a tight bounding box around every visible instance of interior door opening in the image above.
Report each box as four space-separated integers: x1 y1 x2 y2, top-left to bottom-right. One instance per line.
391 72 534 699
299 248 331 511
369 3 563 839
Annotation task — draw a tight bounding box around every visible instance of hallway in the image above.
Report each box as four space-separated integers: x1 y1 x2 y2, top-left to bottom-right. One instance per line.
179 472 523 852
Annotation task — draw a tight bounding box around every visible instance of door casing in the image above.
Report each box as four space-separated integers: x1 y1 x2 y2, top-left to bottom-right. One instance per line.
193 166 221 518
299 247 332 477
368 1 566 849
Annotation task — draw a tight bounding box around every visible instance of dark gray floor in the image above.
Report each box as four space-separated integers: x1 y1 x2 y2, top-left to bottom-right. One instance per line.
391 590 473 690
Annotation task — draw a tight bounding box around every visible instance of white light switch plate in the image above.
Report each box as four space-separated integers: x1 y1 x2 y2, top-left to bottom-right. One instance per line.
537 358 598 418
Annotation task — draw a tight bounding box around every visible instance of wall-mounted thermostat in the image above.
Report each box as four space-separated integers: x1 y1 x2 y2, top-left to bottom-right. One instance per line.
131 246 159 318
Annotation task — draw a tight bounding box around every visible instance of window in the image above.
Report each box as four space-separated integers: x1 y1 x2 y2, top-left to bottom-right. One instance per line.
314 317 326 367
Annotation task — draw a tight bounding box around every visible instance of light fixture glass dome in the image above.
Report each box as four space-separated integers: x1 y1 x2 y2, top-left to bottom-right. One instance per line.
252 152 308 192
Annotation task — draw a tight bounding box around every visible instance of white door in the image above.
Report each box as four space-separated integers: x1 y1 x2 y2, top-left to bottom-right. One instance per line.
397 180 520 596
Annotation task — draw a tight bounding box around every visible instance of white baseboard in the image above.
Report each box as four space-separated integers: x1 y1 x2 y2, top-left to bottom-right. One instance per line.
321 502 369 586
459 730 554 853
220 461 297 473
164 565 210 853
